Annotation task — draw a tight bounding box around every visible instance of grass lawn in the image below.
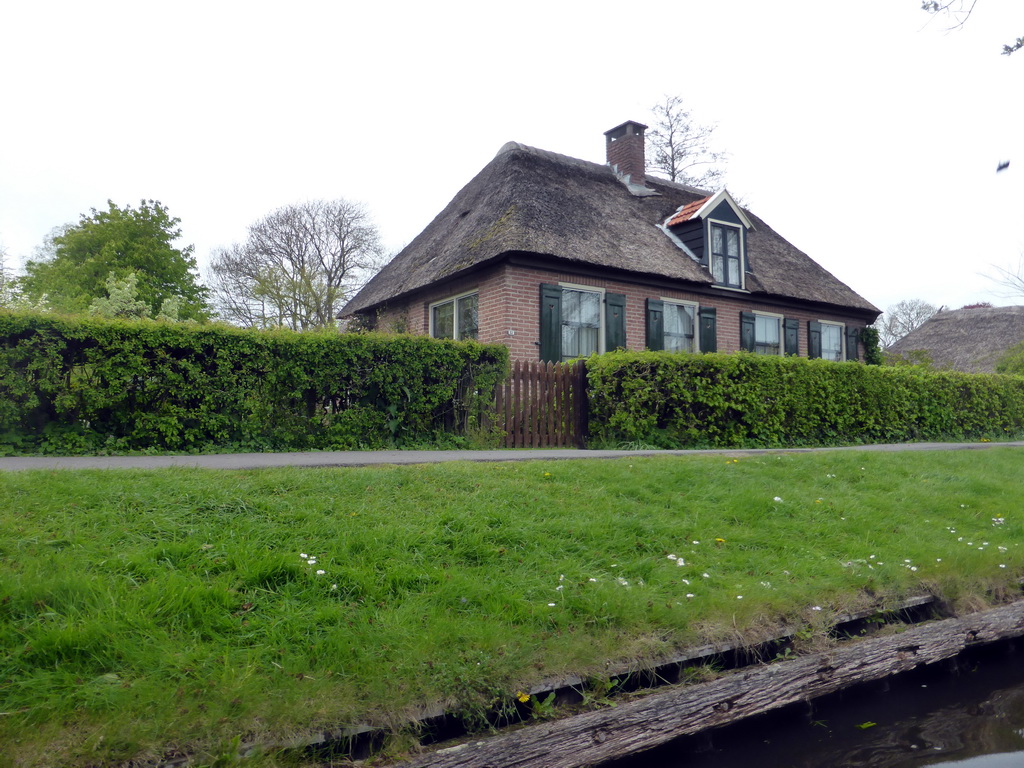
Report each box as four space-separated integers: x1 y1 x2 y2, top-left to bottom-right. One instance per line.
2 448 1023 766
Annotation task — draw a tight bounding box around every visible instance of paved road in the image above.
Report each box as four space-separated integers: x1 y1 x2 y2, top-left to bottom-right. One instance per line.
2 441 1023 471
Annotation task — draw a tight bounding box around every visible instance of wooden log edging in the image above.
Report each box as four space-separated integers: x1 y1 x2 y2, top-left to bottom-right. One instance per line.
395 600 1024 768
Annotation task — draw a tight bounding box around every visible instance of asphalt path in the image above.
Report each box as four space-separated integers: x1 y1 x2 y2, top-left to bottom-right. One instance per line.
2 441 1023 471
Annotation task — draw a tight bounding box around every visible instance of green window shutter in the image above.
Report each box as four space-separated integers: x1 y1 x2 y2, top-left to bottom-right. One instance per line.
740 311 756 352
698 307 717 353
846 326 860 361
784 317 799 356
808 320 822 359
605 292 627 352
645 299 664 350
539 283 562 363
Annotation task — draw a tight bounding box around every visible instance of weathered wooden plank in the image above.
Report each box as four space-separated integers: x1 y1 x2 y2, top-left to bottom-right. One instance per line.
396 601 1024 768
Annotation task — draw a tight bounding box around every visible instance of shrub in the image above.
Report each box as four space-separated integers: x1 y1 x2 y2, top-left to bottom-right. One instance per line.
0 312 508 454
586 351 1024 448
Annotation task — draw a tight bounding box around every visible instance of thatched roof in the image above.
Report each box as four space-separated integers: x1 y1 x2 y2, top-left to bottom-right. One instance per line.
342 142 879 317
887 305 1024 373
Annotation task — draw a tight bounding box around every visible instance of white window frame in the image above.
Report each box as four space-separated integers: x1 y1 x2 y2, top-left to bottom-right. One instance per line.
558 282 605 361
429 290 479 340
818 320 846 362
753 311 784 356
708 219 745 290
660 297 700 353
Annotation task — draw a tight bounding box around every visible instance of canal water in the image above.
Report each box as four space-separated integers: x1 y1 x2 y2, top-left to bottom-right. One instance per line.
603 641 1024 768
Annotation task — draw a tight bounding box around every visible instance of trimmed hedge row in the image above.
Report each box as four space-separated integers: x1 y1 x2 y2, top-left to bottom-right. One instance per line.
586 351 1024 448
0 313 509 454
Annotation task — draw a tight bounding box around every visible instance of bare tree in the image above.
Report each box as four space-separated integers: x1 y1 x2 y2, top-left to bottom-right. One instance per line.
877 299 938 347
984 255 1024 299
208 199 386 331
922 1 1023 55
646 96 729 189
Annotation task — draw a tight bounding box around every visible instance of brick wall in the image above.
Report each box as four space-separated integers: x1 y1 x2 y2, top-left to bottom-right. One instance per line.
367 262 871 362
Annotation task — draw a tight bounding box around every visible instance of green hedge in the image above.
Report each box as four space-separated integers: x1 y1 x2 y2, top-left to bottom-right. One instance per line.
0 313 509 454
586 351 1024 448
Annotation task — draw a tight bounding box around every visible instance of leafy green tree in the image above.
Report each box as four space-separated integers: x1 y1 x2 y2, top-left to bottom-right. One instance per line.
21 200 210 320
88 270 185 322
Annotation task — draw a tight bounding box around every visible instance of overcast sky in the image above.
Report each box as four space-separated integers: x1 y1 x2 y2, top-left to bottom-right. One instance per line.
2 0 1022 315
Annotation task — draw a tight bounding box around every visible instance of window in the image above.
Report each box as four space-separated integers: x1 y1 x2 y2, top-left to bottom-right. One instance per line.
740 311 784 356
560 287 601 360
539 283 625 363
754 314 781 355
807 320 846 361
663 302 696 352
646 300 716 353
820 322 844 362
711 223 742 288
430 292 478 340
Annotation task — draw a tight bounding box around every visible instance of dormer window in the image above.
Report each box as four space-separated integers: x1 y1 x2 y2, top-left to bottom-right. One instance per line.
711 223 742 288
661 190 753 290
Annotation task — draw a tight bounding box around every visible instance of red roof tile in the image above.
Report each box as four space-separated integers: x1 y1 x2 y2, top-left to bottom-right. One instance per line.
665 196 710 227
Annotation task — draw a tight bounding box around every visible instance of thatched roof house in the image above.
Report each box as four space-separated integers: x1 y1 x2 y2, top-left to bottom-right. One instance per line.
343 122 880 363
887 305 1024 373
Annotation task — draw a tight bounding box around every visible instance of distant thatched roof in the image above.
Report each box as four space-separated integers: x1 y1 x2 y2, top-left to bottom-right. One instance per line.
887 305 1024 373
342 142 879 317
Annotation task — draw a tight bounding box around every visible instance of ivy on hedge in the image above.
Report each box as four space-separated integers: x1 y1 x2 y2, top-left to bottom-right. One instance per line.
0 312 509 454
586 351 1024 449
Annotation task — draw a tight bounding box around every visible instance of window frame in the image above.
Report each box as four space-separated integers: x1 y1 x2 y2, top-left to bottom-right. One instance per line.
660 297 699 353
708 219 744 290
428 290 479 341
557 282 606 362
753 310 784 356
818 320 846 362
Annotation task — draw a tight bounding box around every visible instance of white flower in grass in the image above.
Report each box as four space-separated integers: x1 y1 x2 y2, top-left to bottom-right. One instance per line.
617 577 629 587
686 593 695 598
681 579 690 585
316 569 325 575
773 496 783 502
702 573 710 579
1000 564 1007 569
812 606 822 611
936 559 942 563
736 595 743 600
548 602 556 607
300 553 308 559
677 559 686 567
910 566 918 572
330 584 338 590
559 574 565 582
588 578 598 583
692 540 700 545
556 585 563 591
667 554 678 561
308 558 317 565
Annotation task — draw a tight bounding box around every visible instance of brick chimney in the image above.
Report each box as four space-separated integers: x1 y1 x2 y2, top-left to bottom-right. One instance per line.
604 120 648 185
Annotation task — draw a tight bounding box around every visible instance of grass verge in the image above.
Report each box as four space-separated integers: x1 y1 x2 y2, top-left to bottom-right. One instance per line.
2 448 1023 766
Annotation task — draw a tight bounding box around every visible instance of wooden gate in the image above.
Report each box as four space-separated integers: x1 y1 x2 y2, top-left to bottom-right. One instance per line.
493 360 587 448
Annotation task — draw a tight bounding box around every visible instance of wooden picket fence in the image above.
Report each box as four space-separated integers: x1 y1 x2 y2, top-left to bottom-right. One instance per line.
493 360 588 448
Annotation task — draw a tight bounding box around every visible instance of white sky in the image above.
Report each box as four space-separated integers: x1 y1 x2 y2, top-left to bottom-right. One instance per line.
1 0 1022 315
